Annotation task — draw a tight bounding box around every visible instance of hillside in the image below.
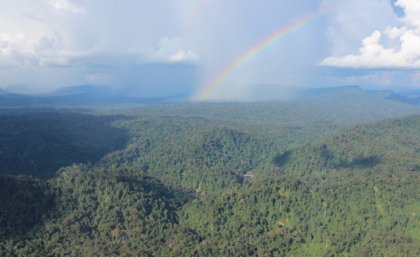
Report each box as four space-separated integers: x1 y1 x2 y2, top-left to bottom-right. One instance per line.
100 122 276 192
177 115 420 256
0 112 127 178
180 170 420 256
0 98 419 256
274 115 420 175
0 167 201 257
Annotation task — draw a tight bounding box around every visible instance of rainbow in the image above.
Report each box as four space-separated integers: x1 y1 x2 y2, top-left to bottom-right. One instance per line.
193 11 323 101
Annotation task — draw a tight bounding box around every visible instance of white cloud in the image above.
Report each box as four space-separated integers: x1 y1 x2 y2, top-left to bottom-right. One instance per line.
321 0 420 69
0 32 88 68
0 0 93 69
396 0 420 27
169 50 199 63
152 37 199 63
0 0 199 92
49 0 85 14
320 0 397 56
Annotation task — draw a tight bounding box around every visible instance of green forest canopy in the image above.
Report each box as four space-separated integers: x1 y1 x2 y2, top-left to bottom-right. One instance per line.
0 93 419 256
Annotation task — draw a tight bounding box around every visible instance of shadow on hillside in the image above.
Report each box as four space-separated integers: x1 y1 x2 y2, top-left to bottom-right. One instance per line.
0 111 130 178
0 175 54 241
273 150 292 167
338 155 382 169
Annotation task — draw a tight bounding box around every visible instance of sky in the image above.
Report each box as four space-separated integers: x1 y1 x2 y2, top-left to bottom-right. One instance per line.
0 0 420 100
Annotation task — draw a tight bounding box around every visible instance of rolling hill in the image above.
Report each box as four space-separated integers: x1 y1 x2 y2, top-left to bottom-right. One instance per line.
0 92 419 256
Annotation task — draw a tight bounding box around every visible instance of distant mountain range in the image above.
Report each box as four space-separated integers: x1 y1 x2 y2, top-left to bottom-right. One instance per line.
386 92 420 105
1 84 420 106
297 85 420 105
0 85 188 106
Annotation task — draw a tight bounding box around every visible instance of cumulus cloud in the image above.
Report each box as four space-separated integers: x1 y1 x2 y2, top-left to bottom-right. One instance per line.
0 0 202 93
321 0 420 69
0 1 195 69
0 0 92 69
152 37 199 63
0 32 88 68
49 0 85 14
396 0 420 27
169 50 199 63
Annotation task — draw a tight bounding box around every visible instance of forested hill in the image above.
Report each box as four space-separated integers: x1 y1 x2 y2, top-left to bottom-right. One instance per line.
178 115 420 256
93 88 420 193
274 115 420 175
0 112 128 178
119 86 420 128
2 86 420 180
0 115 419 256
0 99 419 256
0 168 201 256
100 123 276 192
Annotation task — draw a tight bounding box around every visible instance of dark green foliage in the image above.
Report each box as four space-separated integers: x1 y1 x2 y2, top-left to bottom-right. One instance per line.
114 88 420 144
276 115 420 175
0 165 202 257
0 175 53 241
0 112 128 178
102 121 276 192
180 171 420 256
0 99 420 256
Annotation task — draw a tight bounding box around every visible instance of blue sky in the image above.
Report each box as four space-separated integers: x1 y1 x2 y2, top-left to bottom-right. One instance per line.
0 0 420 99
